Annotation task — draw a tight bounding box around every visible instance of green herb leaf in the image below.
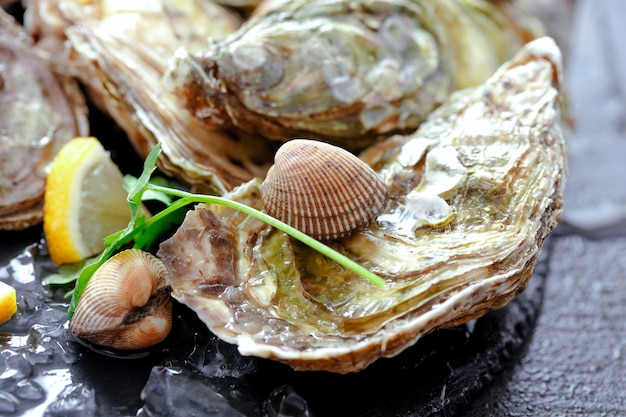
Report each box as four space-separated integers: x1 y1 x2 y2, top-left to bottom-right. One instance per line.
66 143 385 320
133 204 188 251
67 144 162 319
42 257 97 286
123 175 173 206
145 184 386 288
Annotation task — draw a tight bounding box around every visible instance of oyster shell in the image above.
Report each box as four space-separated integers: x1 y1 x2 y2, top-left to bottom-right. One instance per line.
158 37 567 374
0 9 89 230
165 0 544 151
24 0 275 194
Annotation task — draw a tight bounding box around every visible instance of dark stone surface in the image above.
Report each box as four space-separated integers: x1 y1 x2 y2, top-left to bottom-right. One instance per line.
463 235 626 417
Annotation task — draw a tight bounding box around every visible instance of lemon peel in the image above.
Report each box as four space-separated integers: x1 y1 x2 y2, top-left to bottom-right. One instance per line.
44 137 131 265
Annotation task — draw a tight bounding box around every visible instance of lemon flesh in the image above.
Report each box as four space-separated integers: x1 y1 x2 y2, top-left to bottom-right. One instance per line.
0 281 17 325
44 137 131 265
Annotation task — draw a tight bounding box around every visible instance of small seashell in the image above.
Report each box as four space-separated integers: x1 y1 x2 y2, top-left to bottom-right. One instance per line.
69 249 173 350
260 139 388 240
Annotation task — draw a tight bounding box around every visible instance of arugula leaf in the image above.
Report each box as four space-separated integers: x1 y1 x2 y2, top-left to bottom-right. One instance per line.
123 175 173 206
143 183 386 289
43 257 97 286
67 144 162 318
66 143 385 320
133 204 188 251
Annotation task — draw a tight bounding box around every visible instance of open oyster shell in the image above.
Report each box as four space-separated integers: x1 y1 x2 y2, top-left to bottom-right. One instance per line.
24 0 274 194
165 0 544 151
157 37 567 373
0 9 88 230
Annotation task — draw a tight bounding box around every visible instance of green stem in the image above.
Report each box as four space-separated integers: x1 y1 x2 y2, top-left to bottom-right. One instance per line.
145 184 385 288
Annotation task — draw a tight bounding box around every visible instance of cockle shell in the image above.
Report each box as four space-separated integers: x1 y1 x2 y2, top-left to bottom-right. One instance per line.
69 249 173 350
260 139 388 241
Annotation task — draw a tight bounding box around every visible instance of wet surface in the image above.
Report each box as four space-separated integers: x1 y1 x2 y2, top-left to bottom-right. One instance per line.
0 226 549 416
1 0 625 415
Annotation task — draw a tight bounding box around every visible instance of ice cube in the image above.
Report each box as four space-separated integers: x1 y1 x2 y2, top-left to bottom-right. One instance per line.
15 379 46 401
140 366 248 417
44 383 96 417
0 391 19 414
266 385 311 417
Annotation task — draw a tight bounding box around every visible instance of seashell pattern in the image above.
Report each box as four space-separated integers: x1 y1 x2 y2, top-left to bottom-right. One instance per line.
0 9 89 230
165 0 544 151
69 249 173 350
158 37 568 373
24 0 274 195
260 139 388 240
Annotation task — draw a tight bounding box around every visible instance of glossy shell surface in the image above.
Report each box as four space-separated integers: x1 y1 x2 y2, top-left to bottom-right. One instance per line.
24 0 273 194
69 249 173 350
261 139 388 240
165 0 543 151
0 9 88 230
158 38 567 373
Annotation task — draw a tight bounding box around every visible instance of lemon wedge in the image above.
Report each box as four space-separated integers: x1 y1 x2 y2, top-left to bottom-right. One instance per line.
44 137 131 265
0 281 17 325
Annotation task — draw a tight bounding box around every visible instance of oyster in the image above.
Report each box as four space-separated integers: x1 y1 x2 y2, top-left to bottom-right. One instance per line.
0 9 88 230
24 0 275 194
157 37 567 373
165 0 545 151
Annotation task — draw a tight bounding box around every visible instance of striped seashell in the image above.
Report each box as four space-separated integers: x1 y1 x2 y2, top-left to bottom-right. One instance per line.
69 249 172 350
260 139 388 240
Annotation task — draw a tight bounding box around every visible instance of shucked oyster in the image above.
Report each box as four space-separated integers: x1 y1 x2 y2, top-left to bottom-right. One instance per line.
0 9 88 230
157 37 567 373
165 0 544 151
24 0 275 194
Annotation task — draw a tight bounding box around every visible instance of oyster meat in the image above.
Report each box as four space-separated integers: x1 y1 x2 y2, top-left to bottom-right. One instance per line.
165 0 544 151
157 37 567 373
24 0 275 194
0 9 88 230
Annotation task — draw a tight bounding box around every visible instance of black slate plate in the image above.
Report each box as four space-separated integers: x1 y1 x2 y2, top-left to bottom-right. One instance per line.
0 200 550 416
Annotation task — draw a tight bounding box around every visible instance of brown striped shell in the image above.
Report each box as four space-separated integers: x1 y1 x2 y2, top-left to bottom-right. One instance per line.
260 139 388 240
69 249 173 350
